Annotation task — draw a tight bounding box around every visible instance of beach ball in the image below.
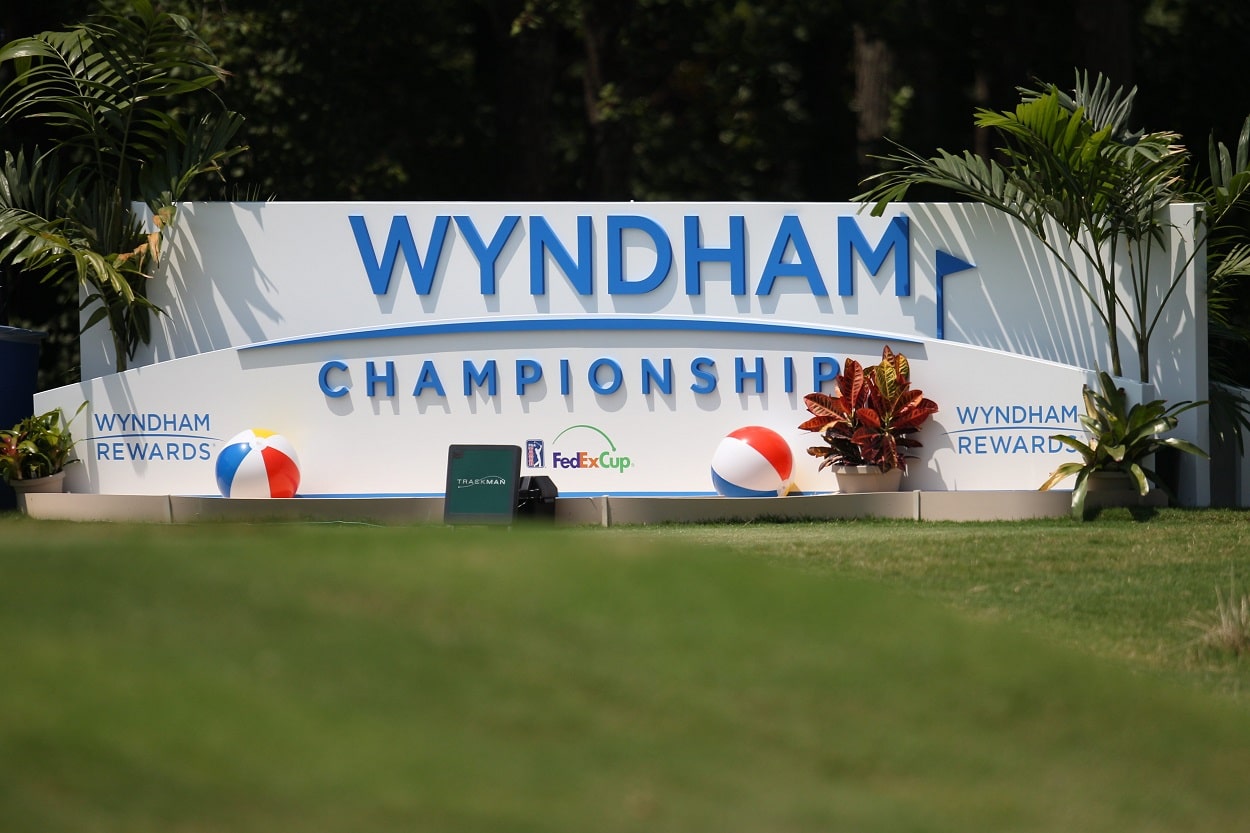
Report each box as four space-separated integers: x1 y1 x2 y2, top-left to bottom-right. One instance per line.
215 429 301 498
710 426 793 497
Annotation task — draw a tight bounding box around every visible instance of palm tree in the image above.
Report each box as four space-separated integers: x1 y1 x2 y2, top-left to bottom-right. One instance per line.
856 72 1197 385
1196 118 1250 448
0 0 244 372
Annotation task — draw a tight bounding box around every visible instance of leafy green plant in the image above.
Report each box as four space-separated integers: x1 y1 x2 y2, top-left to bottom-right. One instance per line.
0 402 85 482
856 71 1250 389
1199 118 1250 450
0 0 245 370
1040 371 1207 518
799 345 938 473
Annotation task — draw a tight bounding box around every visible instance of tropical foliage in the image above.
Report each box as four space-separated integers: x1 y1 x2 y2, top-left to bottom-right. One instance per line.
1197 117 1250 449
799 345 938 474
0 403 83 482
0 0 244 371
857 72 1200 385
857 70 1250 458
1040 371 1207 518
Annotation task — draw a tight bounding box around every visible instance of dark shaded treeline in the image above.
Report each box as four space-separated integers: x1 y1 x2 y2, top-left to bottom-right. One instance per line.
8 0 1248 202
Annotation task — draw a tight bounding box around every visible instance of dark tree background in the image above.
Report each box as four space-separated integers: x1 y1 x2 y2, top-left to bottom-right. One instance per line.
4 0 1250 384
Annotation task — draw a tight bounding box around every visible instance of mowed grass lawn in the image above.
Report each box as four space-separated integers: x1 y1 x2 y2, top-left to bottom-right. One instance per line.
3 509 1250 832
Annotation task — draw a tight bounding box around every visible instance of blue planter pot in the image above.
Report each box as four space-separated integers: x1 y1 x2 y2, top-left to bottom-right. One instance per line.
0 326 46 510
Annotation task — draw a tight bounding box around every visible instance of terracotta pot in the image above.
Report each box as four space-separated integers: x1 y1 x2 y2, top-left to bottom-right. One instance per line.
1085 471 1140 495
10 470 66 495
833 466 903 494
1084 470 1166 510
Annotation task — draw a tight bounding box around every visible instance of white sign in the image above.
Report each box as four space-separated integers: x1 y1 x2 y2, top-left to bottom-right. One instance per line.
43 202 1208 502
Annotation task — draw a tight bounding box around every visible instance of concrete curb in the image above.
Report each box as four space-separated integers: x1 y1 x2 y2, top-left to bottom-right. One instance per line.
19 490 1076 526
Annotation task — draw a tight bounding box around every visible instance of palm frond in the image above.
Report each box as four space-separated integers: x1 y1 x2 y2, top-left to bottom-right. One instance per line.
0 0 244 370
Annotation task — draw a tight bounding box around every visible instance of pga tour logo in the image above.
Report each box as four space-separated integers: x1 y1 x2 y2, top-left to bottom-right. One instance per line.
527 426 633 473
526 439 544 468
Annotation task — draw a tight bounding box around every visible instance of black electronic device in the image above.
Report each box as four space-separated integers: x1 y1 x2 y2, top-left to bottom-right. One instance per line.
443 444 523 525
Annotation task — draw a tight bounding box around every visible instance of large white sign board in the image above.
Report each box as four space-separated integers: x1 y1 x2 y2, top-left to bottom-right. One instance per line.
43 202 1209 502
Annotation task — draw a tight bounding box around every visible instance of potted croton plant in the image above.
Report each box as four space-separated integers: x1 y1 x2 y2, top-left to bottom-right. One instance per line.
0 404 84 497
799 345 939 493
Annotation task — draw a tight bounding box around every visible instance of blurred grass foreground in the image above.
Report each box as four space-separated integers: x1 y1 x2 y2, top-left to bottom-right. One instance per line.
3 514 1250 832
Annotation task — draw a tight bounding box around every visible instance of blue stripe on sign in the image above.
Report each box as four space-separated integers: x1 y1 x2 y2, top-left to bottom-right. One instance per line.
239 317 920 351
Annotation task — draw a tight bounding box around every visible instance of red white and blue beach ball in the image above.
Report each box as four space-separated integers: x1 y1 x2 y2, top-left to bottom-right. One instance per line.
710 426 793 497
215 429 301 498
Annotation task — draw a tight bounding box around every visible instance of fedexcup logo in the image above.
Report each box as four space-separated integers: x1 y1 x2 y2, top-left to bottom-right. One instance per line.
547 424 632 473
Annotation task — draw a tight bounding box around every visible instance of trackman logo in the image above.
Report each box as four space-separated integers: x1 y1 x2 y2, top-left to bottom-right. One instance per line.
550 424 632 473
455 476 508 488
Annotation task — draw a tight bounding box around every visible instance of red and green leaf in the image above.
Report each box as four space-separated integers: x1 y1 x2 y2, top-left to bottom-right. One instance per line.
798 345 938 473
